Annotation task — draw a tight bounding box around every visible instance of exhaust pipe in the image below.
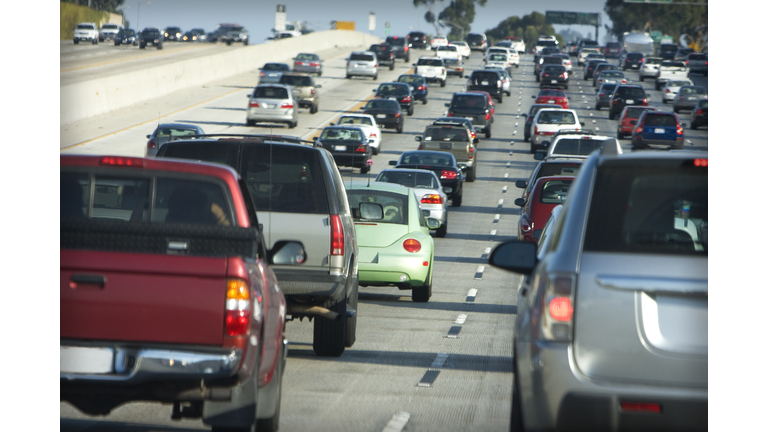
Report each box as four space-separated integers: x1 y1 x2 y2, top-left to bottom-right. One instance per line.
288 304 340 321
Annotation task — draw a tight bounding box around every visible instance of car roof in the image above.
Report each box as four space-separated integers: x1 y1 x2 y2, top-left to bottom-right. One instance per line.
345 180 410 194
378 168 439 176
156 123 201 129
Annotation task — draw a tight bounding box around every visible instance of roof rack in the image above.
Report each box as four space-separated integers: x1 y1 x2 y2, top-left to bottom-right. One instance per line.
168 133 319 147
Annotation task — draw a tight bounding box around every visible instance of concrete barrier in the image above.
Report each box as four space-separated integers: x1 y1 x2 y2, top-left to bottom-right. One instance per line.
61 30 382 125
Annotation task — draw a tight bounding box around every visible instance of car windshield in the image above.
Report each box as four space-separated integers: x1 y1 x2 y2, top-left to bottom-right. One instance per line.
552 138 605 156
77 24 95 30
626 107 654 118
600 85 618 93
662 61 687 68
281 75 313 86
320 128 364 141
600 71 623 78
424 127 469 142
489 54 507 61
400 152 454 166
351 54 374 61
364 100 399 110
418 58 443 66
645 57 662 64
348 190 409 225
263 63 289 71
296 53 318 60
253 87 289 99
386 37 405 46
377 171 439 189
538 90 565 97
584 159 707 254
539 179 573 204
643 114 677 127
538 111 576 124
339 116 373 126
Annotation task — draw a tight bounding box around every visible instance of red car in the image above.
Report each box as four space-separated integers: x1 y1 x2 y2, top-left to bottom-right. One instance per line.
533 88 569 109
616 106 657 139
514 176 574 243
466 90 496 118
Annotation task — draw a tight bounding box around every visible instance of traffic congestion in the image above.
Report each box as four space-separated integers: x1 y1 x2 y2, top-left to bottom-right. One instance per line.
60 23 709 432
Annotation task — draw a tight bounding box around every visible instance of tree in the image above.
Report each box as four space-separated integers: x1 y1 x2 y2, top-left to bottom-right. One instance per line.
414 0 487 40
485 12 560 48
604 0 707 49
62 0 125 13
414 0 444 36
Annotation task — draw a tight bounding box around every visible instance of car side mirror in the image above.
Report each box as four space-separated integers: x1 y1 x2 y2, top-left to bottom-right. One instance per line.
412 63 416 66
269 241 307 265
368 139 375 144
389 160 397 166
534 151 545 161
514 198 526 207
521 113 527 118
373 89 377 92
359 202 384 220
458 163 468 171
531 95 535 99
146 134 151 138
515 180 527 189
313 136 318 141
488 240 537 275
426 217 441 230
595 89 599 93
415 136 422 142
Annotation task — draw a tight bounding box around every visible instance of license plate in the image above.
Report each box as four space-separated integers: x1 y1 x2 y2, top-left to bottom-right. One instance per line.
626 100 634 104
440 143 452 149
688 97 696 100
376 114 386 119
551 80 558 83
547 100 555 103
334 145 347 151
654 128 665 134
481 81 489 85
61 346 114 374
262 103 273 109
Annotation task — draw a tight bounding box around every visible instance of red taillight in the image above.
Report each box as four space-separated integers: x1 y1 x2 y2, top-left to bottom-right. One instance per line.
636 127 643 134
440 170 457 180
447 111 454 117
665 88 671 93
642 99 648 105
249 101 260 108
310 88 316 95
331 214 344 256
694 158 708 167
99 156 144 167
225 279 251 336
310 62 320 66
417 144 423 150
395 112 401 118
677 124 684 135
404 46 409 51
355 144 367 152
485 112 491 120
534 126 538 135
281 103 294 109
260 71 265 77
621 79 626 84
402 96 412 103
416 85 426 91
147 140 156 149
620 402 662 413
520 215 531 232
468 146 474 160
549 297 573 321
403 239 421 253
542 73 549 77
421 194 443 204
696 109 703 115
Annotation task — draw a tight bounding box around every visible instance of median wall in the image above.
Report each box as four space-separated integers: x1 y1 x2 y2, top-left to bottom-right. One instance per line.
61 30 382 125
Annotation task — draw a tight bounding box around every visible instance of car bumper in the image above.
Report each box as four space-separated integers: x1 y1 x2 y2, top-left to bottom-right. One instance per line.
373 118 402 129
674 101 698 110
60 342 242 384
358 248 431 287
294 66 321 74
516 341 707 432
348 68 377 77
272 269 347 301
246 109 296 123
632 135 684 148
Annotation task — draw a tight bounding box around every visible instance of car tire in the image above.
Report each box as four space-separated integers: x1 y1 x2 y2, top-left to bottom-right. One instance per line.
288 121 297 129
529 142 537 154
312 298 347 357
535 75 540 82
506 91 511 96
673 107 680 114
92 39 98 45
373 74 378 81
595 104 601 111
345 278 359 348
74 39 79 45
466 166 476 182
662 99 668 104
243 39 248 46
140 43 146 49
564 84 568 90
157 44 162 50
389 63 395 71
411 267 432 303
485 127 492 139
226 40 232 46
440 79 446 87
452 192 462 207
246 120 255 127
609 111 616 120
310 104 318 114
372 145 379 155
346 74 351 79
422 97 428 105
510 361 525 432
396 124 403 134
435 214 448 238
691 122 698 130
204 367 258 432
360 164 370 174
114 41 120 46
639 75 644 82
407 105 414 116
655 82 661 91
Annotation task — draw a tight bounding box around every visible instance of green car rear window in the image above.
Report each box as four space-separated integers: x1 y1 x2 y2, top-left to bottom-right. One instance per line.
347 190 409 225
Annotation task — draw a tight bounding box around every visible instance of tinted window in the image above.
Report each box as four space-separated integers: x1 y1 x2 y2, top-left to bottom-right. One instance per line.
320 128 364 141
263 63 289 71
296 53 318 60
398 75 424 85
470 72 500 83
680 86 706 95
451 95 486 107
254 87 289 99
627 53 643 59
552 138 604 156
542 57 562 65
386 37 406 46
534 162 581 182
417 58 444 66
400 152 454 166
424 127 469 142
466 34 485 43
338 116 373 126
538 111 576 125
606 42 621 48
376 84 409 96
689 54 706 60
662 61 686 67
643 114 677 127
599 84 617 94
645 58 662 64
584 160 707 254
280 75 313 86
543 66 565 73
616 87 645 98
377 171 439 189
350 53 374 61
154 178 232 225
348 190 408 224
156 126 199 138
626 107 653 118
365 100 400 110
77 24 95 30
159 141 240 168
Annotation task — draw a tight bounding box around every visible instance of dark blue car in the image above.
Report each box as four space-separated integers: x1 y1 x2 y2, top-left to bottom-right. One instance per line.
631 111 685 150
397 74 428 105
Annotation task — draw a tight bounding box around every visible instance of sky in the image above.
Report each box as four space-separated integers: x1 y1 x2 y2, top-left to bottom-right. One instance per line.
118 0 615 44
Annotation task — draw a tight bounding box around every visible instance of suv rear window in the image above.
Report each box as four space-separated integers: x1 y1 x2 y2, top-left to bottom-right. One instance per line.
643 114 677 127
417 58 444 66
542 57 562 65
350 53 374 61
606 42 621 48
584 159 707 254
688 54 706 60
627 53 644 59
466 34 485 43
625 107 653 118
616 87 646 98
263 63 289 71
280 75 313 86
552 138 605 156
451 95 485 107
386 37 406 46
470 71 499 83
254 87 289 99
537 111 576 125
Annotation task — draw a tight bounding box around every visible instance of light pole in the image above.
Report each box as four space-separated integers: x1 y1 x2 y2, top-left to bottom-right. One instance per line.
137 1 151 32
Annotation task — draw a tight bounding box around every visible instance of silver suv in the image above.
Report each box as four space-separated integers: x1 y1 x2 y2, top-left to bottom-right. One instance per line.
278 73 321 114
490 150 707 431
346 51 378 80
157 135 361 357
245 84 299 129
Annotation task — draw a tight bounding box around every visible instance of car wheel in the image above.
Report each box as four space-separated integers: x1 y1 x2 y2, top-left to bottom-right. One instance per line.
74 39 79 44
535 75 540 82
452 192 462 207
389 63 395 71
360 164 370 174
205 366 258 432
510 361 525 432
435 214 448 238
639 75 644 82
407 105 414 116
497 95 503 104
440 79 446 87
114 41 120 46
655 82 661 91
609 111 615 120
411 267 432 303
92 39 98 45
662 99 667 104
312 298 346 357
396 124 403 134
346 74 351 79
373 74 378 81
485 127 492 139
422 97 428 105
673 107 680 114
243 39 248 46
506 91 511 96
345 278 358 348
157 44 162 50
595 104 601 111
564 84 568 90
288 121 297 129
246 119 255 127
372 145 379 155
140 43 146 49
226 40 232 46
466 166 476 182
529 142 537 154
691 122 698 130
310 104 318 114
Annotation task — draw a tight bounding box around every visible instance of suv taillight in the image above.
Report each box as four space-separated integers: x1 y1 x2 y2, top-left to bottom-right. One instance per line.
447 111 454 117
280 102 294 109
538 273 576 341
225 279 251 336
677 124 684 135
331 214 344 256
468 146 474 160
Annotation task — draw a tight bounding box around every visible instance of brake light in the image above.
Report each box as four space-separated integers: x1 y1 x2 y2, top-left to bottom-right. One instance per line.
355 144 367 152
636 127 643 134
447 111 454 117
402 96 412 103
99 156 144 167
543 73 549 77
621 79 626 84
395 112 401 118
485 112 491 120
665 89 671 93
370 132 377 138
421 194 443 204
281 102 294 109
696 109 703 115
404 46 409 51
676 124 684 135
260 71 265 77
249 101 260 108
549 297 573 321
468 146 474 160
416 85 426 91
540 273 576 341
310 62 320 66
642 99 648 105
620 402 661 413
417 144 423 150
147 140 156 149
225 278 251 336
694 158 708 167
520 214 531 232
534 126 538 135
442 68 446 74
310 88 316 95
440 170 457 180
330 214 344 256
403 239 421 253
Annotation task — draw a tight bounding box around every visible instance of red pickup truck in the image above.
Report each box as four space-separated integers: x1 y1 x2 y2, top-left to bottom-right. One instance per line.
60 155 307 432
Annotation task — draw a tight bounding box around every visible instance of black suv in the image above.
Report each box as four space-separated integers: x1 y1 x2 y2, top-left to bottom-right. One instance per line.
369 44 396 70
139 28 163 49
466 69 504 103
157 135 360 357
374 82 414 116
609 85 649 120
385 36 411 62
535 55 563 79
466 33 487 51
408 31 427 49
114 28 136 46
445 92 495 138
163 26 182 41
622 52 645 70
657 43 679 60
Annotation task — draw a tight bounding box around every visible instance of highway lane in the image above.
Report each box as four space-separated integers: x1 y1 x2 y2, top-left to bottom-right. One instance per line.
60 48 707 432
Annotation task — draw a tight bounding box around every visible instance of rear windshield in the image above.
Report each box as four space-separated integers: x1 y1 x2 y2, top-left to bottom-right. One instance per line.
584 159 707 254
644 57 662 64
378 171 439 189
489 54 507 61
338 116 373 126
280 75 313 86
534 162 581 182
444 58 461 66
424 126 469 142
61 172 232 226
536 40 557 47
616 87 646 98
398 75 423 85
537 111 576 125
538 89 565 97
320 128 364 141
552 138 605 156
542 57 562 65
680 86 706 95
662 61 687 68
600 71 623 78
625 107 654 118
538 179 573 205
660 44 678 52
417 58 444 66
642 114 677 127
400 152 454 165
351 53 375 61
409 32 425 38
386 37 406 46
347 190 408 225
606 42 621 48
262 63 289 71
466 34 485 42
437 46 457 51
451 95 486 107
376 84 409 96
77 24 95 30
103 24 119 30
599 84 617 93
688 54 707 60
296 53 318 60
253 87 289 99
627 53 644 59
669 80 691 87
543 66 566 73
156 126 198 138
470 72 500 83
364 99 400 110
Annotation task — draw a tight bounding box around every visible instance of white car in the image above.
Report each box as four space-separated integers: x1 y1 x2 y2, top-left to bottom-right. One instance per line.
451 41 471 58
434 44 461 60
334 114 383 155
429 36 448 50
529 108 584 152
538 133 623 160
639 56 662 81
555 53 573 72
485 52 511 69
662 78 694 104
414 56 447 87
578 47 600 66
507 36 526 54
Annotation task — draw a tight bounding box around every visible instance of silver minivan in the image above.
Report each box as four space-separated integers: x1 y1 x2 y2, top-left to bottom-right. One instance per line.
346 51 378 80
245 84 299 129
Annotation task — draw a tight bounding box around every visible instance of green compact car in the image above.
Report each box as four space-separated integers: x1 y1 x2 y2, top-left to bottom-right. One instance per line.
345 181 441 302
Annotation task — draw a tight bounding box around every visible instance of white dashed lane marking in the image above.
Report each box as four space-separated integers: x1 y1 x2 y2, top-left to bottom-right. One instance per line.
381 412 411 432
466 288 478 302
454 314 468 325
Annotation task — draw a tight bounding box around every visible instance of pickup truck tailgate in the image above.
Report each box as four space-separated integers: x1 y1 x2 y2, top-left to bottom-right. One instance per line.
421 140 469 163
61 250 227 346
